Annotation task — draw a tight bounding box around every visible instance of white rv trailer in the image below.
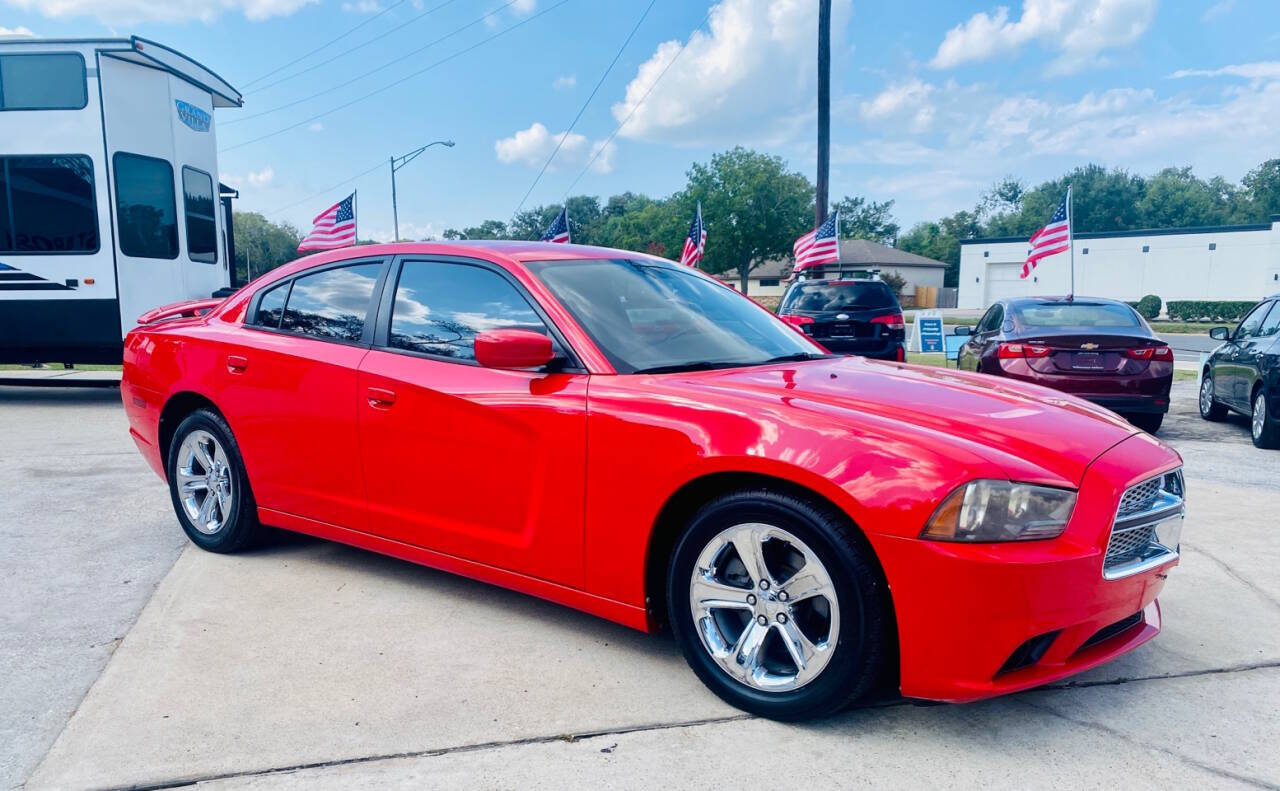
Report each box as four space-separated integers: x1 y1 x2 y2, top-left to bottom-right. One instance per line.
0 36 242 364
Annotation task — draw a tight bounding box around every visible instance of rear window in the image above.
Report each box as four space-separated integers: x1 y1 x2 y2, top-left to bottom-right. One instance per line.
0 155 98 254
279 263 381 342
1012 303 1141 328
782 281 897 313
0 53 87 111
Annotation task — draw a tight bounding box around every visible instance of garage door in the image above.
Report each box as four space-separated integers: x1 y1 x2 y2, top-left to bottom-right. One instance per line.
985 262 1030 304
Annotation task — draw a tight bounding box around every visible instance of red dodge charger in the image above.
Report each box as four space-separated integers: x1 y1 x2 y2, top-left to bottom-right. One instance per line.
122 242 1184 720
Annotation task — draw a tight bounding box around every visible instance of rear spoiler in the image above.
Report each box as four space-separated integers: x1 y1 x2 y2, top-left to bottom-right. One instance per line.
137 297 223 325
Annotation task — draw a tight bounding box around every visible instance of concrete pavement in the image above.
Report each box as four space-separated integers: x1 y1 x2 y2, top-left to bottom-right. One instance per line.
9 380 1280 789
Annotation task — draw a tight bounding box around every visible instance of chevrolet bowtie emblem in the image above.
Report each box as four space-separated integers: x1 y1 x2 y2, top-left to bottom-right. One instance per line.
1080 342 1099 350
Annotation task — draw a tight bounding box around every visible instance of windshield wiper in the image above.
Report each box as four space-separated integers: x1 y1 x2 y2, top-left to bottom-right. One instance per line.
757 352 829 364
632 361 741 374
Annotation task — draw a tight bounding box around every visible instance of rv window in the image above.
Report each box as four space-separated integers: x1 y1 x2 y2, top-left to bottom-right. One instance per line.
114 152 178 260
0 155 98 254
182 167 217 264
0 53 87 111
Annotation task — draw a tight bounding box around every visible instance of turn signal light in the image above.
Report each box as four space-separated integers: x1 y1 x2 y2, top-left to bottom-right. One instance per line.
997 342 1051 359
1126 346 1173 361
871 313 906 331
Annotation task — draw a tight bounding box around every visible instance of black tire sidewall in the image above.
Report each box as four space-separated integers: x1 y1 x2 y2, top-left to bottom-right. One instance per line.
166 410 257 552
666 491 883 721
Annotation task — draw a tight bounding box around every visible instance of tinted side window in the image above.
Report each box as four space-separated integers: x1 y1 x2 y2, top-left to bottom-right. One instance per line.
978 304 1003 333
1236 302 1272 340
252 282 289 328
1 155 98 254
389 261 548 362
1258 302 1280 339
280 263 381 342
114 152 177 260
182 167 217 263
0 54 87 110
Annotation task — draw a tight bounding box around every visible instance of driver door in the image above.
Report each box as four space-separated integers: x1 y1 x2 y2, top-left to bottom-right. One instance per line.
356 257 588 587
1224 302 1273 408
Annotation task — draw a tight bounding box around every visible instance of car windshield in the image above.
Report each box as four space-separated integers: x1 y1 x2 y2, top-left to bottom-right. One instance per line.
1012 303 1141 328
781 281 896 313
529 258 824 374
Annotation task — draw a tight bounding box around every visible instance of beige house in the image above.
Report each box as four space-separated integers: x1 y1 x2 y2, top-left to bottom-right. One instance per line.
716 239 948 302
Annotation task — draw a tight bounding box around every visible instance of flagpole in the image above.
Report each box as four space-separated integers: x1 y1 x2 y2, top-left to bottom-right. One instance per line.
1066 184 1074 301
353 189 359 246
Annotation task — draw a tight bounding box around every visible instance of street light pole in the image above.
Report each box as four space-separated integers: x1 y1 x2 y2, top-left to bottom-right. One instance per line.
815 0 831 227
390 139 455 241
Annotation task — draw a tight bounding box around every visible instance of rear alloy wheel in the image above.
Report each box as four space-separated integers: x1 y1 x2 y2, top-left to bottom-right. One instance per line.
1253 390 1279 449
1200 374 1227 421
167 409 263 552
1127 412 1164 434
668 489 888 721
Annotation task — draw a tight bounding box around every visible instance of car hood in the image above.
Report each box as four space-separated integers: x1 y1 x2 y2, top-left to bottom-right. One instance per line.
660 356 1141 486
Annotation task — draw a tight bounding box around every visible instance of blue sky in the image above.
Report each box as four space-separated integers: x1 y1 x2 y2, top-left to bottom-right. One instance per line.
3 0 1279 239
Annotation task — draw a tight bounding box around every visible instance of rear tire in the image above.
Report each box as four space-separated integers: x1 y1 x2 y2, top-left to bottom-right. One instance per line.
1253 389 1279 450
167 409 263 553
1200 373 1227 421
666 489 889 721
1127 412 1164 434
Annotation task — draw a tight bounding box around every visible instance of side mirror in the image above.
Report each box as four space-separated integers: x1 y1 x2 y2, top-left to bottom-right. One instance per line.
474 329 555 370
1209 327 1229 341
953 326 972 336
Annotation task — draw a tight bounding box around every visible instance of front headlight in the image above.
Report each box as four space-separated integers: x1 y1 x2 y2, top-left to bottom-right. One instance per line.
922 480 1077 542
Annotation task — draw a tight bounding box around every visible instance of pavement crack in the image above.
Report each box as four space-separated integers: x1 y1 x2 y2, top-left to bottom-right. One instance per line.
1030 659 1280 692
1183 541 1280 613
1014 697 1280 790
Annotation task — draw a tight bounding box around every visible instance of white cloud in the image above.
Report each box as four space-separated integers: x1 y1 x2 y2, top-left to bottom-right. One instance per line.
930 0 1157 75
1 0 318 23
226 167 275 189
370 221 438 242
308 121 325 132
552 74 576 91
512 0 535 12
610 0 852 145
1168 62 1280 82
341 0 382 12
859 78 936 132
1201 0 1234 21
494 122 616 174
0 24 35 35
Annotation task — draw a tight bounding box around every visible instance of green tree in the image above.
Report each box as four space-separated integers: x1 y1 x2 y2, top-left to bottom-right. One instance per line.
1240 159 1280 222
232 211 302 283
508 195 604 244
984 164 1146 237
1137 167 1235 228
683 147 813 292
442 219 511 240
832 195 899 244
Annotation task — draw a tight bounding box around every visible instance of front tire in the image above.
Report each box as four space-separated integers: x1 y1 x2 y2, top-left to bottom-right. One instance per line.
1253 390 1279 449
1200 373 1227 421
667 489 889 721
167 409 263 553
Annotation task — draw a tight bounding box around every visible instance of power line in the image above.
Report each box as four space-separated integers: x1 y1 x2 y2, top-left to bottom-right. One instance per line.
245 0 464 96
240 0 411 89
513 0 656 214
219 0 570 154
227 0 516 127
263 159 389 218
560 6 711 199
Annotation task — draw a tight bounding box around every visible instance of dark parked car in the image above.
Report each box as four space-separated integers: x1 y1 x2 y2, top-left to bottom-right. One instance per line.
956 297 1173 433
777 278 905 361
1199 294 1280 449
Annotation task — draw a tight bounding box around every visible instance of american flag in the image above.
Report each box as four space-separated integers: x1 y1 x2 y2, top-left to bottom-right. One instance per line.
679 203 706 267
298 193 356 252
792 210 840 274
540 207 570 244
1023 187 1071 279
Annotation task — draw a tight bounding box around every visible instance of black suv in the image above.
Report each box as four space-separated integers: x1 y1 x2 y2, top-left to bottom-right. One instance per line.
1200 294 1280 449
777 278 906 361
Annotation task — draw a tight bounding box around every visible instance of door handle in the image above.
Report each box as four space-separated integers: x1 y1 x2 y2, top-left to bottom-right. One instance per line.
366 387 397 408
227 355 249 373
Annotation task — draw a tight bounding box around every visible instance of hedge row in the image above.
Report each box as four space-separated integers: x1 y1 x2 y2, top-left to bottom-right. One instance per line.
1165 300 1257 322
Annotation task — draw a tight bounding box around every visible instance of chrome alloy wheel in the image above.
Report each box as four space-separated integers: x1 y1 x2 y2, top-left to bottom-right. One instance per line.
689 523 840 692
1200 376 1215 416
1255 392 1267 441
175 429 233 535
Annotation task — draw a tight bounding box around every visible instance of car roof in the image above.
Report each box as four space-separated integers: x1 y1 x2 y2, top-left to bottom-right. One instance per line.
1004 296 1131 308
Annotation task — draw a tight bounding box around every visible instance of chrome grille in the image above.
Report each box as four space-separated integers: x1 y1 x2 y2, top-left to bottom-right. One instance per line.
1103 469 1184 579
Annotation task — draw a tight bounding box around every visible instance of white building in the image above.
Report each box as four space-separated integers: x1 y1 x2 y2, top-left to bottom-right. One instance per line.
958 217 1280 310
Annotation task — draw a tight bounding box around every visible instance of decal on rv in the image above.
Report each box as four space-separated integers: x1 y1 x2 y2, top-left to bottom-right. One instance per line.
175 100 211 132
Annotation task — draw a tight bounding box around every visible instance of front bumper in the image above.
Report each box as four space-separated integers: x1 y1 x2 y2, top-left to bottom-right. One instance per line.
868 432 1181 703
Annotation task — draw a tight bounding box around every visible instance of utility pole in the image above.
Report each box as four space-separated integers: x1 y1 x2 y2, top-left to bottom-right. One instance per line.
390 139 455 241
815 0 831 228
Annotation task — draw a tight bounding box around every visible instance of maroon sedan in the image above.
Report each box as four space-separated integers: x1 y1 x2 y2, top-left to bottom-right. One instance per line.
956 297 1173 433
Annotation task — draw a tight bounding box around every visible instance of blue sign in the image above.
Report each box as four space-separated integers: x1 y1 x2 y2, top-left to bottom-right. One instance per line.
175 100 211 132
919 317 944 353
945 334 966 361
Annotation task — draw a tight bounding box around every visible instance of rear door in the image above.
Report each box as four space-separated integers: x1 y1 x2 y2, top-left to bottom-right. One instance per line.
356 257 588 587
222 258 387 531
